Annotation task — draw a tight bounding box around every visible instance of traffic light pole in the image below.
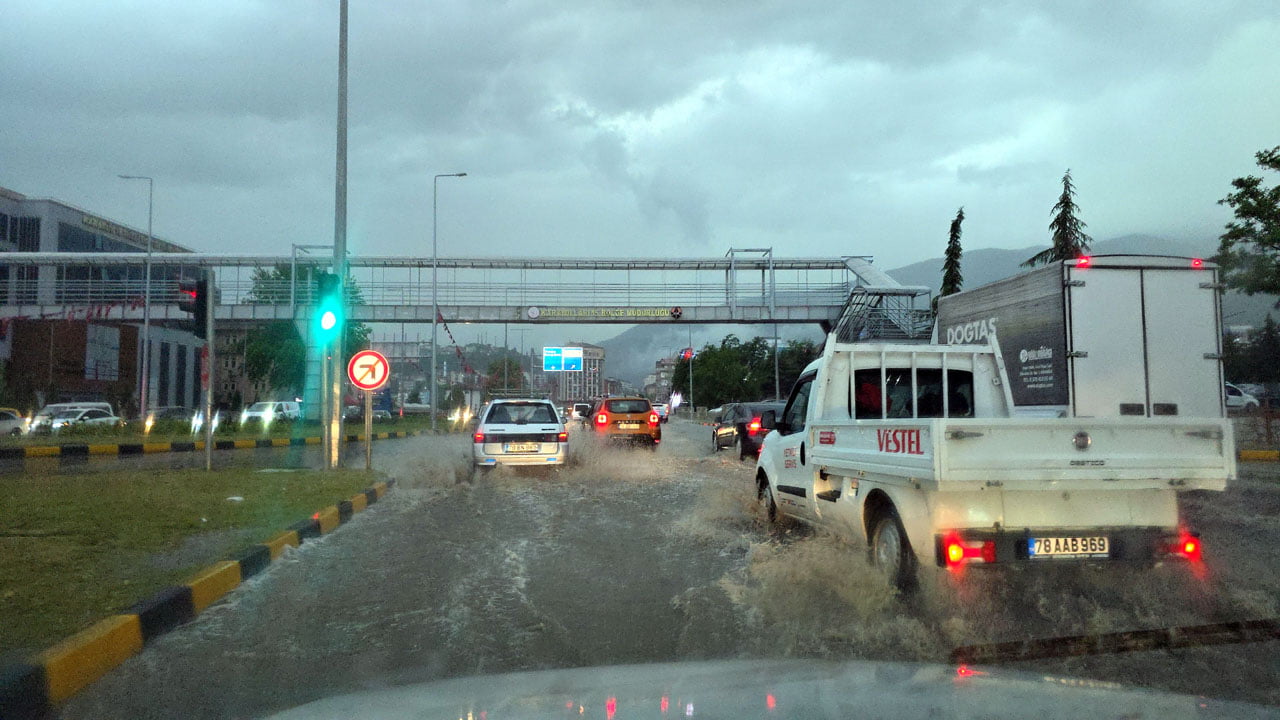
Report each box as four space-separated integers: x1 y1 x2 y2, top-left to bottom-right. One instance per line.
203 270 215 471
327 0 349 471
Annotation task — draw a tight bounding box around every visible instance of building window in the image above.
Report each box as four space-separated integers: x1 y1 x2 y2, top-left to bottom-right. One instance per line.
158 342 171 407
16 217 40 252
176 346 187 408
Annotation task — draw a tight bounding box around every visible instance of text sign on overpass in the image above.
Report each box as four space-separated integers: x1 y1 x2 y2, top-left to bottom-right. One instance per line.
0 253 930 328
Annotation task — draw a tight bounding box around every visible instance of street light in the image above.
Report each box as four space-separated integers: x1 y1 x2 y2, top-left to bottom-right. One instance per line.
432 172 467 431
118 175 153 418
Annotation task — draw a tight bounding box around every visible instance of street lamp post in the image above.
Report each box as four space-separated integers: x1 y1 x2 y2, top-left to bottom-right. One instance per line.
431 172 466 431
118 175 153 418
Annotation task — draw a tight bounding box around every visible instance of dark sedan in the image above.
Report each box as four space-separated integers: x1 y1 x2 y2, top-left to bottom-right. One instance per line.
711 401 784 460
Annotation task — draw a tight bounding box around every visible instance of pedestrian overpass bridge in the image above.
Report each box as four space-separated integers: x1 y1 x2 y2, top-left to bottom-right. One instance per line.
0 251 932 338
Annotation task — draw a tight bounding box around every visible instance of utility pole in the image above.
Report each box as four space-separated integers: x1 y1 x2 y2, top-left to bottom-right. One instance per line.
327 0 349 469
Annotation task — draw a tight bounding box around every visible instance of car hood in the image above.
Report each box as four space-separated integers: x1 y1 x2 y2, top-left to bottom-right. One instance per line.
262 658 1271 719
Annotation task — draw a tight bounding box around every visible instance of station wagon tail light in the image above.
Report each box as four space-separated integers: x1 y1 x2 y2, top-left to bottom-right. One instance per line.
648 413 659 426
940 533 996 567
557 431 568 442
596 413 609 426
473 431 485 443
748 416 762 435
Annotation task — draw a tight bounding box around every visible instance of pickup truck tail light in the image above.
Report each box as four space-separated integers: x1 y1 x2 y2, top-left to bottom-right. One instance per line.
747 416 762 436
595 413 609 427
940 533 996 567
1164 532 1202 562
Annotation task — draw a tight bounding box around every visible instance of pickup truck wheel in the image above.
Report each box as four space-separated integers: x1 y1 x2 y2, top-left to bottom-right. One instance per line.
757 482 777 525
871 511 915 591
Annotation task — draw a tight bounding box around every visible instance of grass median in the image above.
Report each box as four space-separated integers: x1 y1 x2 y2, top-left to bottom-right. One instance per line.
0 467 377 655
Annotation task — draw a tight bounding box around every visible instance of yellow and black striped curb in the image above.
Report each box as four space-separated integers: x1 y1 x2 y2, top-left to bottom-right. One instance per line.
0 429 426 460
0 479 396 719
1239 449 1280 462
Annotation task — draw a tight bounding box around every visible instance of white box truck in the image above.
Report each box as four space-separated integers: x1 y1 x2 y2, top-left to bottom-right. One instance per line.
933 255 1224 419
753 256 1233 590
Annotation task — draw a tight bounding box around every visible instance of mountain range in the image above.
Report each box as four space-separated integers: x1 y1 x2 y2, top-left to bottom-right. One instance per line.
598 234 1278 386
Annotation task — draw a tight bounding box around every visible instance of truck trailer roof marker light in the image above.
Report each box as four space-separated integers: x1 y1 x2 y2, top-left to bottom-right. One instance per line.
1191 257 1204 269
1076 255 1092 268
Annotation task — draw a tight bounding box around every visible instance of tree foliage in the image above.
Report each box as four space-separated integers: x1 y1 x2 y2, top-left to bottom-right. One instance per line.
670 335 821 409
241 266 371 395
1224 316 1280 383
1023 169 1092 267
485 357 525 392
244 321 306 394
1214 146 1280 301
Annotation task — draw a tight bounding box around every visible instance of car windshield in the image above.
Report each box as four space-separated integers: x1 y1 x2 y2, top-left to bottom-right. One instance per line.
606 399 650 414
5 3 1277 716
487 403 556 424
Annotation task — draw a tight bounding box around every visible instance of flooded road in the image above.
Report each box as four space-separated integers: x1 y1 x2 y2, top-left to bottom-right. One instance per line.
62 420 1279 717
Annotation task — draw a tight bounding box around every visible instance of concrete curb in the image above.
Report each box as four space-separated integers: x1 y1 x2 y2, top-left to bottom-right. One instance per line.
0 429 425 460
0 479 396 719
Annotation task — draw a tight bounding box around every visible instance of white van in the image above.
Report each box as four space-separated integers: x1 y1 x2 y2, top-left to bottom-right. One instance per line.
28 402 114 434
239 401 301 426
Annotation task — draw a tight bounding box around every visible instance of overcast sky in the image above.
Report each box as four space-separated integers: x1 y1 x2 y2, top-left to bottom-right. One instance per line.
3 1 1277 272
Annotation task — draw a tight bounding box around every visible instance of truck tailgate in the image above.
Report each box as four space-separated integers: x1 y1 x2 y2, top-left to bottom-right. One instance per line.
937 418 1232 491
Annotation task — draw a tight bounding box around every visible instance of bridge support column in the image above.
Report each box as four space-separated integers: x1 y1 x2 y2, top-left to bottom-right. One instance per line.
297 317 325 421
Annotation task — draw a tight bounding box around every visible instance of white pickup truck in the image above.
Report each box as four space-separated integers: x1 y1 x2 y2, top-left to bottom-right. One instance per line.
753 335 1234 590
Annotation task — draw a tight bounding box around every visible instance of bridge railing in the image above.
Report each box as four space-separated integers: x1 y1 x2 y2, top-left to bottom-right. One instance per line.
0 277 852 309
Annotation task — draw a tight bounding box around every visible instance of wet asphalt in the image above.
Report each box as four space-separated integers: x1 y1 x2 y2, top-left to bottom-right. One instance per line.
57 421 1280 717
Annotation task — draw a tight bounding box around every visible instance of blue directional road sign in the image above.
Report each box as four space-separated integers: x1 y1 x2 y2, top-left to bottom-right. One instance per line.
543 346 584 372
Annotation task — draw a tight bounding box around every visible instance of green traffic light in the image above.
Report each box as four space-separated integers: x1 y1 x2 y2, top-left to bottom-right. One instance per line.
320 310 337 331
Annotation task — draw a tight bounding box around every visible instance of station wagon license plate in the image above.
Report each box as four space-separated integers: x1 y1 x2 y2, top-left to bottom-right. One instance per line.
618 422 641 429
505 443 540 453
1028 536 1109 559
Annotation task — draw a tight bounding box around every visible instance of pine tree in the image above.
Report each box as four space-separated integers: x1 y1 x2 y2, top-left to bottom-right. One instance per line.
941 207 964 296
1023 169 1093 267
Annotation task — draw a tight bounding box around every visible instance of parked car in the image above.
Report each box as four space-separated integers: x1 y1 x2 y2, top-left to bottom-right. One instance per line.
712 401 786 460
49 408 124 432
0 409 26 436
240 401 302 427
589 396 661 448
1225 382 1260 411
27 402 114 434
472 398 567 471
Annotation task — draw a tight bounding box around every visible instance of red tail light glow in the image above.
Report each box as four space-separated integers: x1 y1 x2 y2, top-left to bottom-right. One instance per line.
1191 257 1204 269
595 413 608 427
473 431 485 443
942 533 996 567
748 416 762 435
1171 533 1202 562
1076 255 1091 268
557 431 568 442
648 413 659 426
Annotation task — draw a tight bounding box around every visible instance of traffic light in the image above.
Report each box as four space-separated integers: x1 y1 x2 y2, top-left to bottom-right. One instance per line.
315 272 344 341
178 277 209 339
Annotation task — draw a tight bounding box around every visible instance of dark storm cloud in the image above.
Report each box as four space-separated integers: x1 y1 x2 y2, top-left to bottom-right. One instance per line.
1 1 1276 264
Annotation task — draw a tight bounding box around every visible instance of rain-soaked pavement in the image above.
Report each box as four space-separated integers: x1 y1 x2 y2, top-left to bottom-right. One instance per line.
62 420 1280 718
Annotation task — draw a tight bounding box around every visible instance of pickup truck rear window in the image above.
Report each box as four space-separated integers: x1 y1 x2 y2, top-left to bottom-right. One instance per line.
853 368 974 419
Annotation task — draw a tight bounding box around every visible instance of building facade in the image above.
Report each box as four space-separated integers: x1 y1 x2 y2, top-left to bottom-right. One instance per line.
554 342 605 403
0 186 200 414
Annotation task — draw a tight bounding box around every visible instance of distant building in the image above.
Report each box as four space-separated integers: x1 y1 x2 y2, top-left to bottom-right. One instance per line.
0 185 200 413
644 356 677 400
554 342 605 403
